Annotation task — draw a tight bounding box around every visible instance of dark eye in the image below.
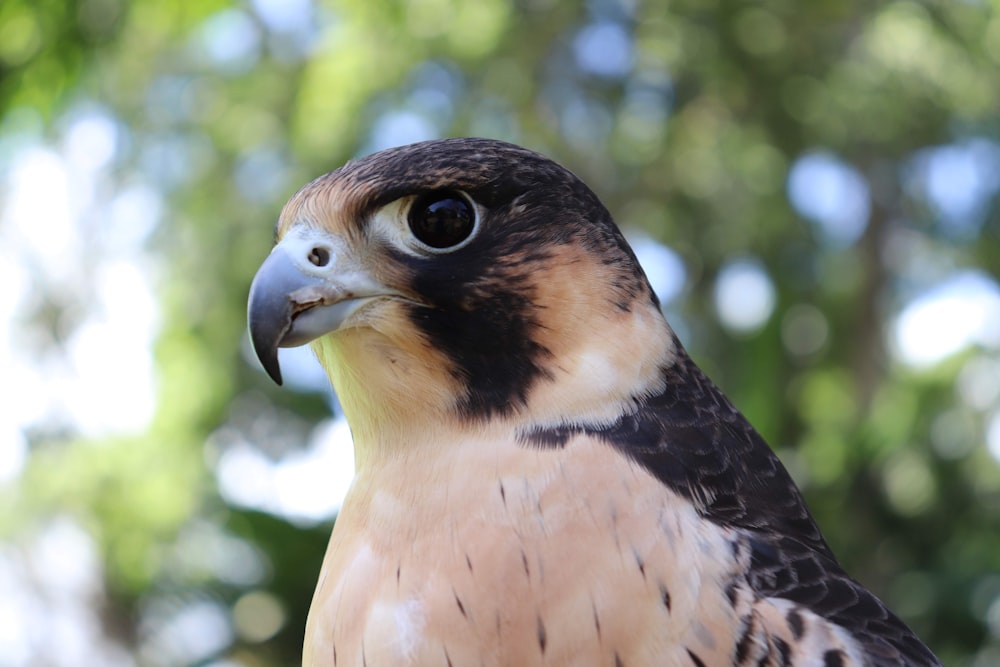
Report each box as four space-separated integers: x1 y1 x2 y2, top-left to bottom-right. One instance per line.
408 192 476 249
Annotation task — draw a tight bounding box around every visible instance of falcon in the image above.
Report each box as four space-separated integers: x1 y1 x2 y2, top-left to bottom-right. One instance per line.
247 138 940 666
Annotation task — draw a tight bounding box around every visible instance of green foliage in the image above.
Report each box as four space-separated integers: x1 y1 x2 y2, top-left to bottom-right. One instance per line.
4 0 1000 664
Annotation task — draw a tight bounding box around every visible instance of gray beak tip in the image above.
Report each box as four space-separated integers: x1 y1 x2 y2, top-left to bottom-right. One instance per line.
247 302 287 386
247 249 299 386
257 340 284 386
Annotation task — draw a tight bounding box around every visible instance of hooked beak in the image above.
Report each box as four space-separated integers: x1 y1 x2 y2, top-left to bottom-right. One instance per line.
247 230 386 385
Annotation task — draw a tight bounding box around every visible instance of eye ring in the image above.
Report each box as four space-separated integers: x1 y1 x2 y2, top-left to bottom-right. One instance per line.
407 191 478 251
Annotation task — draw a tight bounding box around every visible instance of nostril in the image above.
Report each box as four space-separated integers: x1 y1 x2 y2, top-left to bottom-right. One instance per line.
308 246 331 267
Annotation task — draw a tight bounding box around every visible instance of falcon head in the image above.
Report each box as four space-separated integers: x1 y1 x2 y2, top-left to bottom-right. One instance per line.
248 138 674 450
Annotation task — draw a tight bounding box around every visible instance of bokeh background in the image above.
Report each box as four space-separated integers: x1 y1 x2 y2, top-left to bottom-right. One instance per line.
2 0 1000 665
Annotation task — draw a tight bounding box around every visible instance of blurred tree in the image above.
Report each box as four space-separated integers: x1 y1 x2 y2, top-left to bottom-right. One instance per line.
2 0 999 665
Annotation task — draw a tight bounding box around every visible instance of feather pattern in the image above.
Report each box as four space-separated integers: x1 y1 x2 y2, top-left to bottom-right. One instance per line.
525 342 940 666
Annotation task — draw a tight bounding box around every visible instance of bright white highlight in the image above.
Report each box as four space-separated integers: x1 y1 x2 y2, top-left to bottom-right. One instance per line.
630 235 686 305
909 139 1000 231
251 0 313 33
216 415 355 524
714 258 777 333
574 22 634 78
892 271 1000 367
0 132 161 465
5 148 77 280
0 518 131 666
107 184 162 250
64 111 119 172
367 111 438 154
0 250 30 482
141 599 233 665
787 152 871 246
987 412 1000 465
197 10 261 73
64 262 159 436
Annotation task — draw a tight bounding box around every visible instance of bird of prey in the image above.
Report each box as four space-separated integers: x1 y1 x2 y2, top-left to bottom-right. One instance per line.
247 138 940 667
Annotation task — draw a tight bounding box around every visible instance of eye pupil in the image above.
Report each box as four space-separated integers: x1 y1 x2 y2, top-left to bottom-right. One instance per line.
409 192 475 249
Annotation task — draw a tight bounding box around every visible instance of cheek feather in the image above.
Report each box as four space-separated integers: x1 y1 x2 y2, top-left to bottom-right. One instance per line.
311 301 466 449
400 250 555 421
520 244 674 426
574 350 621 390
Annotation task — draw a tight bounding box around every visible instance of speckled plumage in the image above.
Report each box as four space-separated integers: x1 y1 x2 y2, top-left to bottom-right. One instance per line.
247 138 940 667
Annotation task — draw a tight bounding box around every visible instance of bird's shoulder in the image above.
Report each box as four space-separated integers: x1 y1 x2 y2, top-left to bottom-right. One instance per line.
523 343 941 667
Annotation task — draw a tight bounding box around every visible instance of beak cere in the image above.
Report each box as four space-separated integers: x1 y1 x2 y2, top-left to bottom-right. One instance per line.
247 242 375 385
